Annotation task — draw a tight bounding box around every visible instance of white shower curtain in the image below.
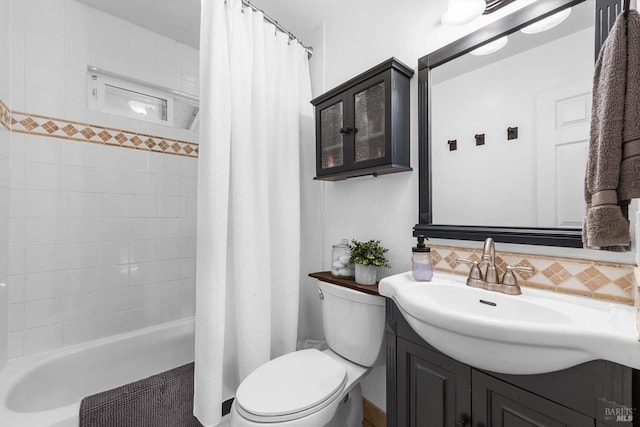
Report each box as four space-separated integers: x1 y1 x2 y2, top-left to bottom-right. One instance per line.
194 0 313 425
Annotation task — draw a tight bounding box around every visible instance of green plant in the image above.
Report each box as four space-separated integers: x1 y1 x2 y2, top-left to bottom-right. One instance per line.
348 239 391 268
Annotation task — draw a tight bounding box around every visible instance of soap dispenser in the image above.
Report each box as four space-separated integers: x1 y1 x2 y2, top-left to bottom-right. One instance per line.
412 235 433 282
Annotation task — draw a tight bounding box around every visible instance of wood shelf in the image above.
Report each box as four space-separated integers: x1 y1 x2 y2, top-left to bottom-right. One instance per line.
308 271 380 296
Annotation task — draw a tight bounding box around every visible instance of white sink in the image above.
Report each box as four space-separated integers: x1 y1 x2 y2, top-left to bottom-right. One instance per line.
379 271 640 375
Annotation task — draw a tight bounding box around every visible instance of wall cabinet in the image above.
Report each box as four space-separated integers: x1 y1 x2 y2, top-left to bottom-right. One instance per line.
386 301 639 427
311 58 414 181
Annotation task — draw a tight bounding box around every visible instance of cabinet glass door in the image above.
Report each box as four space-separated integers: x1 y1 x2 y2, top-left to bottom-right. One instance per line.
319 101 344 170
354 82 385 163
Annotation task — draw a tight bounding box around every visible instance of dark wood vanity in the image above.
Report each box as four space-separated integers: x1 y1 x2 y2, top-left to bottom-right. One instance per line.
385 300 639 427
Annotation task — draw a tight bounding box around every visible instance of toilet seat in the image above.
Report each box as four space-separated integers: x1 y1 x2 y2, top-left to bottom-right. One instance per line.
235 349 347 423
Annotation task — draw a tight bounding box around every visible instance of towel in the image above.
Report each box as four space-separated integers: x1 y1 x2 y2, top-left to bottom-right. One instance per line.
584 9 640 251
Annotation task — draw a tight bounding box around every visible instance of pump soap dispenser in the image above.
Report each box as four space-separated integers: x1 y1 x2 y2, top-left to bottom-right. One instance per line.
412 235 433 282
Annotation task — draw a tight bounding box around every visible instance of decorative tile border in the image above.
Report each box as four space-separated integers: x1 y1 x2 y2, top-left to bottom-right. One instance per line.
635 268 640 333
431 245 636 304
0 98 10 131
0 97 198 157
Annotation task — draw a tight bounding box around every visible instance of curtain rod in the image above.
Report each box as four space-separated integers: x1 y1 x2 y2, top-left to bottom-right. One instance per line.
240 0 314 58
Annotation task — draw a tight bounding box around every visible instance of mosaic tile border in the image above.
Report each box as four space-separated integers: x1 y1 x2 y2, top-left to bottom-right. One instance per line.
635 267 640 334
0 98 10 131
431 245 636 304
0 97 198 157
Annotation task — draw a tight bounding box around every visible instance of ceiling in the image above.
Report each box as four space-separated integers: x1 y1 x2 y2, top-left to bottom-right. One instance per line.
73 0 532 53
75 0 337 50
76 0 202 48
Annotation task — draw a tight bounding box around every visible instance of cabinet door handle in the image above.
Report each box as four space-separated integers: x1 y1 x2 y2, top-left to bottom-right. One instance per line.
455 418 468 426
339 126 353 134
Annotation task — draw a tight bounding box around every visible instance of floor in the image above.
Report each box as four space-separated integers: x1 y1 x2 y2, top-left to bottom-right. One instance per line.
215 400 386 427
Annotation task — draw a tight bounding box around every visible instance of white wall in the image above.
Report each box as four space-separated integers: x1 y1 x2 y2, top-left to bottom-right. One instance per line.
6 0 199 358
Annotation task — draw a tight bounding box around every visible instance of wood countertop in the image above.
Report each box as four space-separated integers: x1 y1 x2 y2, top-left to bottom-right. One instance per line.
308 271 381 296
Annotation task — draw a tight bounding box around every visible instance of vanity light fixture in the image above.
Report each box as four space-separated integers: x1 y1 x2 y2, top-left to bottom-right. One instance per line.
469 35 508 55
441 0 486 26
520 7 572 34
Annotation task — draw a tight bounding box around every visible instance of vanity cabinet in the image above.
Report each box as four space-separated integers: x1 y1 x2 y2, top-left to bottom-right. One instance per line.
386 301 639 427
310 58 413 181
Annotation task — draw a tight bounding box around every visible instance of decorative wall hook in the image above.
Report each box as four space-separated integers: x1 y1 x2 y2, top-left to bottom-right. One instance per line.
475 133 485 146
507 126 518 140
447 139 457 151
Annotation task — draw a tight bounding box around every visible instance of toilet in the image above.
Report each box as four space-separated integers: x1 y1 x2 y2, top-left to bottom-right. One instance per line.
229 281 386 427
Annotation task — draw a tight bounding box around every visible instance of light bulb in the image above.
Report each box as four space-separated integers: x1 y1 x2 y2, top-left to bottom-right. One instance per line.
521 8 571 34
441 0 486 26
469 36 508 55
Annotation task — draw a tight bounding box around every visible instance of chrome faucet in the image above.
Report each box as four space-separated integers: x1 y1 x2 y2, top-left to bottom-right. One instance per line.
457 238 533 296
480 237 499 284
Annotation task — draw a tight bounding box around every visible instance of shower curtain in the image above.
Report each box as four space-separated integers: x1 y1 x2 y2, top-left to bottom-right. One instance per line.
194 0 313 425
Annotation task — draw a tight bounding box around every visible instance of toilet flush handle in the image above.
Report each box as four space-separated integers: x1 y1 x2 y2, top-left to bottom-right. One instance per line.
318 288 324 300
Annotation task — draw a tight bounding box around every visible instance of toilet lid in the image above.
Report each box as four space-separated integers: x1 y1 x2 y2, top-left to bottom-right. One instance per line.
235 349 347 421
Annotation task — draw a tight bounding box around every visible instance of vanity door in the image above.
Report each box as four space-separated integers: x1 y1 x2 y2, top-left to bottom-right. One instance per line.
397 337 471 427
472 370 594 427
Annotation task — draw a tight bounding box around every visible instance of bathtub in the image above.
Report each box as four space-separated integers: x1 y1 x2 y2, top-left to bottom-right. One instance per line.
0 317 195 427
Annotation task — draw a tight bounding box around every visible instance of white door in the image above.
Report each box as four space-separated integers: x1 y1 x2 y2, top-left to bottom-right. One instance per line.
536 79 591 228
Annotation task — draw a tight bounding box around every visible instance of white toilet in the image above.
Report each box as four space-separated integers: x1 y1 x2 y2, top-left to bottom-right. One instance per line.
229 281 386 427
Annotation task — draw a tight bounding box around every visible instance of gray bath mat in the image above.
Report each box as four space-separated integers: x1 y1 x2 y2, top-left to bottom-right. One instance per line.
79 362 203 427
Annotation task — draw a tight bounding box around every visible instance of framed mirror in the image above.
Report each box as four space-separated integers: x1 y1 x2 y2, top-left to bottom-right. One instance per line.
415 0 610 248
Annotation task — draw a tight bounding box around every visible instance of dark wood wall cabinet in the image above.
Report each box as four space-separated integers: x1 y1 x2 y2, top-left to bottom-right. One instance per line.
310 58 414 181
385 301 639 427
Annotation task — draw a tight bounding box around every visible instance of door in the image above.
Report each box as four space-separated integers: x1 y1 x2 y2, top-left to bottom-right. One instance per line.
316 96 349 176
397 338 471 427
472 370 594 427
536 79 591 228
350 71 392 169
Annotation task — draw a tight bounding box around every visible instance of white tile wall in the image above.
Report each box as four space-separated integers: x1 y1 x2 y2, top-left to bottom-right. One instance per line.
0 0 11 371
8 139 198 357
6 0 199 358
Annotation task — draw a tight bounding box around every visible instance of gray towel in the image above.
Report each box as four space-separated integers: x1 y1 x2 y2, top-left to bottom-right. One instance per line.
584 9 640 251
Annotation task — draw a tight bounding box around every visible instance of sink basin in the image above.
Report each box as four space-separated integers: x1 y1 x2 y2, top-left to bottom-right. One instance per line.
379 271 640 375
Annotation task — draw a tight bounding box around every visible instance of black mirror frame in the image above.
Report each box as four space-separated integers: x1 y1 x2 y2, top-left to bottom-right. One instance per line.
414 0 589 248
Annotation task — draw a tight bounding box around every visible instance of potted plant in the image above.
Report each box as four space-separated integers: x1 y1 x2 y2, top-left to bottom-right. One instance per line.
348 239 391 285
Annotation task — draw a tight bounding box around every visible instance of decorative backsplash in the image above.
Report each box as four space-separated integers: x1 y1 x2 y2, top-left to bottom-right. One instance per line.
0 98 10 131
0 97 198 158
431 245 635 304
635 268 640 333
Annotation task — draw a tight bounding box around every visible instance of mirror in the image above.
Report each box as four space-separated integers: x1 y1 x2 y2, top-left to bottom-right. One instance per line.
416 0 603 247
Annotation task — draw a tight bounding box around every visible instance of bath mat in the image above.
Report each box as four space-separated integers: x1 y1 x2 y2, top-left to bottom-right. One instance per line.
79 362 203 427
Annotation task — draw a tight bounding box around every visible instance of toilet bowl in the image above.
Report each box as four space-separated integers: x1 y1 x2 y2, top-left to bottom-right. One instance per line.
229 281 385 427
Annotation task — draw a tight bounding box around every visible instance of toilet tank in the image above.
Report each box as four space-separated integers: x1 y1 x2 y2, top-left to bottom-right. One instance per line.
318 281 385 367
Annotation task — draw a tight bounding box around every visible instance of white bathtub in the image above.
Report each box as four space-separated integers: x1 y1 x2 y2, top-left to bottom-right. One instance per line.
0 317 195 427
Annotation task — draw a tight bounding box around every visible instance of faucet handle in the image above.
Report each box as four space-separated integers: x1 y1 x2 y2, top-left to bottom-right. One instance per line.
501 265 534 286
456 258 483 280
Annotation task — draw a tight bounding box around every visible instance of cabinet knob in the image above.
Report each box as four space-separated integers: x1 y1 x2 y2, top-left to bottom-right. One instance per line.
339 126 353 134
455 416 469 426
